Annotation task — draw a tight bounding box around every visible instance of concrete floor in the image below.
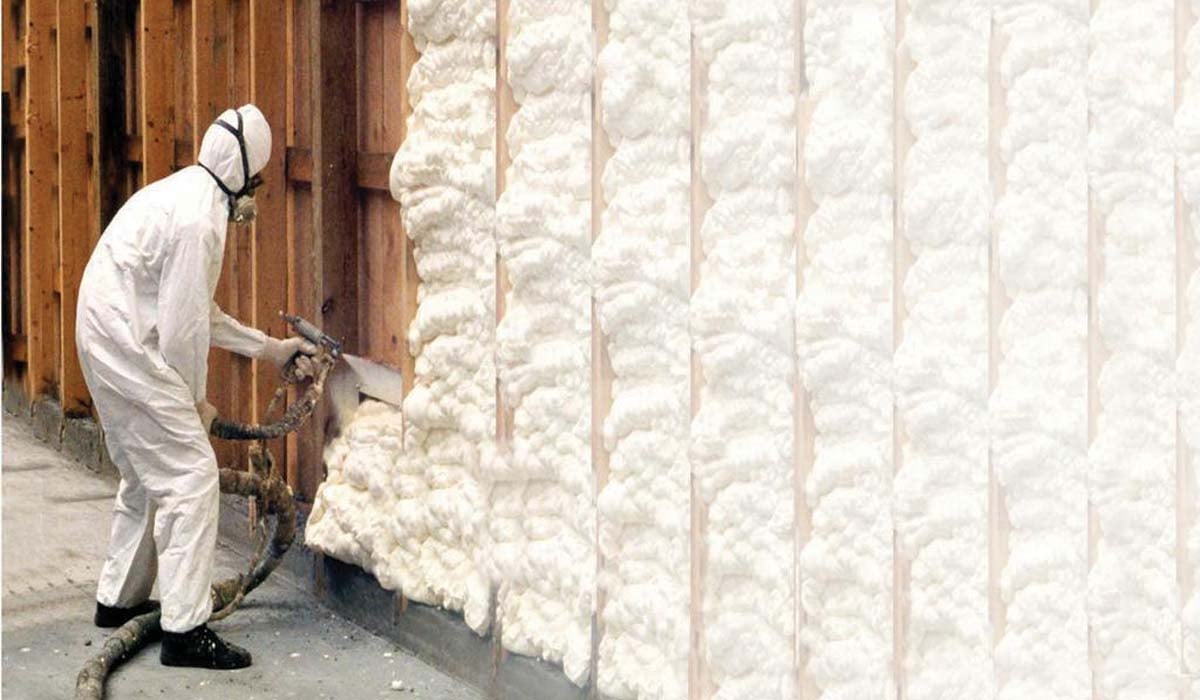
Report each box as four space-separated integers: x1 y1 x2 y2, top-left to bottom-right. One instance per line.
2 415 482 700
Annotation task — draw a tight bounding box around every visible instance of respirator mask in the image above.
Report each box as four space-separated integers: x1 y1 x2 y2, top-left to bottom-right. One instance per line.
199 110 263 224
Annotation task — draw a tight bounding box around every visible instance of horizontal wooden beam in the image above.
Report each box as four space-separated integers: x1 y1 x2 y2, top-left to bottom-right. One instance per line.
119 140 393 192
287 146 391 190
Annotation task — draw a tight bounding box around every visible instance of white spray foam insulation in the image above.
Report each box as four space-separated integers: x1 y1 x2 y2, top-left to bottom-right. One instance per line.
691 1 796 698
307 0 497 634
593 0 690 696
796 2 895 698
492 0 594 684
990 2 1090 699
1179 3 1200 696
1089 1 1181 698
894 1 992 698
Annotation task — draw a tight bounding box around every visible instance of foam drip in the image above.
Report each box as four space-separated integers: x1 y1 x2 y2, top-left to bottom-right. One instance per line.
796 2 895 698
692 1 796 698
1088 2 1180 697
492 0 594 684
593 0 691 696
894 1 992 698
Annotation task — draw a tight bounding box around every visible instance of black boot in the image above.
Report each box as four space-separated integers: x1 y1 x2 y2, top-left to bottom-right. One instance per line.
160 624 252 670
94 600 160 628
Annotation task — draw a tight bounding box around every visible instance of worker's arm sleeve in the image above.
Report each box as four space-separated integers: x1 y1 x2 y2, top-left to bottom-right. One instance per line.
156 228 214 403
210 302 268 359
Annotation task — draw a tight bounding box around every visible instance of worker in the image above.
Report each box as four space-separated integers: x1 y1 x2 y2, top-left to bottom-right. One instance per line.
76 104 315 670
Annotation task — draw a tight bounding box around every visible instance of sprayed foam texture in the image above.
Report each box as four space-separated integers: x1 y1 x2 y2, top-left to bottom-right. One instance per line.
894 2 992 698
593 0 691 697
991 3 1090 699
491 0 595 685
692 1 796 698
306 0 497 634
796 2 895 699
1089 2 1181 698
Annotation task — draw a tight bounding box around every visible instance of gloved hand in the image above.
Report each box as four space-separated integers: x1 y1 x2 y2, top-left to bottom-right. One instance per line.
262 336 318 379
195 400 218 432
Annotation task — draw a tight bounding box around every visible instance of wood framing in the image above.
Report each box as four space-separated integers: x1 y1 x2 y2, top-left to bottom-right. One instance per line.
138 0 173 185
57 0 90 416
24 0 59 400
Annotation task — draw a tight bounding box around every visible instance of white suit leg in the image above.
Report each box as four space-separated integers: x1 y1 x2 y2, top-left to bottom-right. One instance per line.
81 347 220 633
96 473 158 607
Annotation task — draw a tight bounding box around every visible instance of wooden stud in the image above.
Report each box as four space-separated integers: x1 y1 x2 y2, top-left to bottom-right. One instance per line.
1177 0 1196 670
589 0 612 694
251 0 291 466
793 1 815 696
494 0 516 657
192 0 240 470
139 0 173 185
57 0 91 416
397 0 418 400
986 10 1011 661
688 25 711 700
24 0 60 401
307 0 360 500
893 1 912 696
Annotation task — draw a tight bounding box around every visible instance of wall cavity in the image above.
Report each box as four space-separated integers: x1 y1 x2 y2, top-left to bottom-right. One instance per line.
492 0 594 684
691 1 797 698
593 0 691 697
307 0 497 633
796 1 894 698
894 1 991 699
1088 1 1180 698
990 2 1089 699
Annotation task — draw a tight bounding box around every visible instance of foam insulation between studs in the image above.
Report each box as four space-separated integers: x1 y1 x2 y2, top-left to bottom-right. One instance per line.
593 0 691 696
894 1 992 698
1089 1 1181 698
797 2 895 698
691 1 797 698
991 2 1090 699
492 0 595 685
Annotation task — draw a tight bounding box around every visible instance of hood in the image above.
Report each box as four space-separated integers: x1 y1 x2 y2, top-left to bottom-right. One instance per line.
197 104 272 193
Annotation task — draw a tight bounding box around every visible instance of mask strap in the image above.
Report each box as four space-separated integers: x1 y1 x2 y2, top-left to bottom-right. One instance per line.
201 111 251 199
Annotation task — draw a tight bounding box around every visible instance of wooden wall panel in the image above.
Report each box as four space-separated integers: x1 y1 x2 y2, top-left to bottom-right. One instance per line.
24 0 60 400
251 0 292 472
57 0 91 416
138 0 173 185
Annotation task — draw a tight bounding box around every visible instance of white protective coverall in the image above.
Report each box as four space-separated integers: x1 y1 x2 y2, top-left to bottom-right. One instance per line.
77 105 272 633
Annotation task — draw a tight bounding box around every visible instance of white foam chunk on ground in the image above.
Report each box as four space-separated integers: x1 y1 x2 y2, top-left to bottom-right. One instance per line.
1089 2 1181 698
991 3 1090 699
692 1 796 698
492 0 594 685
593 0 690 696
306 0 497 634
796 2 894 698
1179 3 1200 698
894 1 992 698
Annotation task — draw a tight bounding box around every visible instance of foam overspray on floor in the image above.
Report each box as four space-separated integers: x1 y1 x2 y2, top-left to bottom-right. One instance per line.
1089 1 1181 698
492 0 594 684
895 1 993 698
796 2 895 697
306 0 497 633
991 2 1090 698
593 0 691 696
691 1 797 698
